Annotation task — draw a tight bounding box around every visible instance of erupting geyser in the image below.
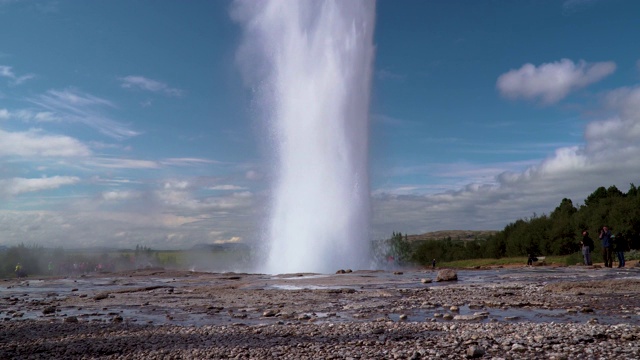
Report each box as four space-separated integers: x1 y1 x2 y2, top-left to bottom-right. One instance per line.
234 0 376 273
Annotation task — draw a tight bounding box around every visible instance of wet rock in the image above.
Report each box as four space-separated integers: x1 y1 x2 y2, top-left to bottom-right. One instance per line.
263 310 277 317
420 278 432 284
94 293 109 301
453 314 486 321
466 345 485 358
64 316 78 323
435 269 458 282
42 306 56 315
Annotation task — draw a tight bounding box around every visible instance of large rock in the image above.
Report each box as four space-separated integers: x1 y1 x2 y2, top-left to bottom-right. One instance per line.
435 269 458 282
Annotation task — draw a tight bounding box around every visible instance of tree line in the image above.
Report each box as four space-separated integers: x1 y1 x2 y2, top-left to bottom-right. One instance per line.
384 183 640 266
0 244 174 278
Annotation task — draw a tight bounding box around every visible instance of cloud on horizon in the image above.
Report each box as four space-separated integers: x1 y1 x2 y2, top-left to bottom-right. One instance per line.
371 82 640 238
496 59 616 104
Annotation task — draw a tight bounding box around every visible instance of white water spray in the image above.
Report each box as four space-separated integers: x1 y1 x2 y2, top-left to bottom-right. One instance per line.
234 0 375 274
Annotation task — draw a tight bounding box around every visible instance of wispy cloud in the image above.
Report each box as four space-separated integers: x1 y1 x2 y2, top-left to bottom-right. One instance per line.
0 176 80 197
0 128 91 157
29 88 140 140
0 108 60 122
119 76 185 97
208 185 247 191
161 157 221 166
84 157 160 169
0 64 35 85
497 59 616 104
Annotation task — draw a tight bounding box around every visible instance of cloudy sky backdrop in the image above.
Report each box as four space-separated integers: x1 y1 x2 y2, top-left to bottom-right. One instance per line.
1 0 640 249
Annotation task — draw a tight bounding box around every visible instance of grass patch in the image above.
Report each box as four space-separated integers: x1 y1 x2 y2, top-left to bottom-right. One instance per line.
438 255 577 268
438 257 528 268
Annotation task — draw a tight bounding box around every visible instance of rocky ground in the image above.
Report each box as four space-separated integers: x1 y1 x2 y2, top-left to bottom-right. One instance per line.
1 264 639 359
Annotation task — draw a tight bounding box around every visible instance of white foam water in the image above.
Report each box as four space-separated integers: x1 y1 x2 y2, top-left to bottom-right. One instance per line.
234 0 376 273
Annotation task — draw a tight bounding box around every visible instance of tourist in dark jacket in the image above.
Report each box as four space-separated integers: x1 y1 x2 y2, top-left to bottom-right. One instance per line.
612 233 627 268
581 231 594 266
599 226 613 268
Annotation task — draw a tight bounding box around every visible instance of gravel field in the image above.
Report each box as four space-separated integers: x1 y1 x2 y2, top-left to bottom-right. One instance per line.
1 265 639 359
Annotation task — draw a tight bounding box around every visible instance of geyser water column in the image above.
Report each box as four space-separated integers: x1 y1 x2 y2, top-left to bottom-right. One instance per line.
234 0 376 274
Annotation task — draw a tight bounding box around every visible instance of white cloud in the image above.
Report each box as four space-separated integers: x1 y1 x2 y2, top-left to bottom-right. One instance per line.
0 128 91 157
0 176 80 197
213 236 242 244
120 76 185 97
497 59 616 104
29 88 140 139
101 190 140 201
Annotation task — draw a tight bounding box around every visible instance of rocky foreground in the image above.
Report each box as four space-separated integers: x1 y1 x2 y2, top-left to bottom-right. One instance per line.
1 266 639 359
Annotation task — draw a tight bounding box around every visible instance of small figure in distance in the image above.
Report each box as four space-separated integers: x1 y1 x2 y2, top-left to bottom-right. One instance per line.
581 230 594 266
599 226 613 268
527 254 534 266
15 262 25 278
432 258 436 269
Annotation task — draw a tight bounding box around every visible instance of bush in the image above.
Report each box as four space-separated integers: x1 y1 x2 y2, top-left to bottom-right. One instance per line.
626 249 640 261
564 251 584 266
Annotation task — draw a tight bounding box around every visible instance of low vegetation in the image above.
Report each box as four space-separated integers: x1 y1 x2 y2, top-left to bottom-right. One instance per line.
381 183 640 267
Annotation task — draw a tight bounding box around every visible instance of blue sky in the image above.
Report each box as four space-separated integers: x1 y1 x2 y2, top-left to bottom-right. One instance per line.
1 0 640 249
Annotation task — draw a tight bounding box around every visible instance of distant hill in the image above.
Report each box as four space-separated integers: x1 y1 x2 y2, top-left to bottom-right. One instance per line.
406 230 497 242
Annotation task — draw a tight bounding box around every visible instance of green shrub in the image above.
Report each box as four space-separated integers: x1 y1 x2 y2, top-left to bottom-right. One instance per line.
564 251 584 266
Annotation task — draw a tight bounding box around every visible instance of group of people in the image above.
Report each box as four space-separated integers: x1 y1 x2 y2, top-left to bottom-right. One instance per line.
581 226 629 268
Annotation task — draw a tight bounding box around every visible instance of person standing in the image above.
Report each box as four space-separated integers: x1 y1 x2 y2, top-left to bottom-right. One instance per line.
581 231 594 266
613 232 627 268
599 226 613 268
432 259 436 269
